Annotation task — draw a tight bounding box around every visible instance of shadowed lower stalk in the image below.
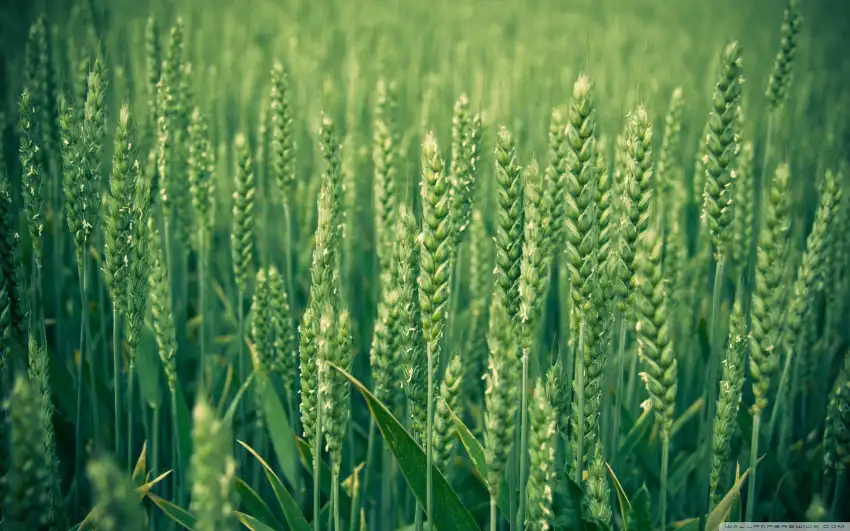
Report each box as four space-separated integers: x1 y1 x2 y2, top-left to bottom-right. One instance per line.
314 370 323 531
518 346 529 525
661 436 670 530
198 227 206 385
705 257 726 423
283 202 294 310
426 343 435 528
128 361 135 469
333 471 341 531
746 413 761 522
74 262 94 509
112 308 121 460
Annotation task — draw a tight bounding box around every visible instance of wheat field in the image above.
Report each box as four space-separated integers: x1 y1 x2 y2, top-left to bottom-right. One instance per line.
0 0 849 529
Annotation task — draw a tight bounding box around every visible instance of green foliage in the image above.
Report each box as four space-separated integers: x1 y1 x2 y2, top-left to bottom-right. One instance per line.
2 1 849 529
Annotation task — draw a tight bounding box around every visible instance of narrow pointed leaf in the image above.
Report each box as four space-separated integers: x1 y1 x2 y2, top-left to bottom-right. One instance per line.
331 363 478 531
449 405 510 524
238 440 311 531
237 512 279 531
257 371 301 485
148 493 197 530
705 462 758 531
235 478 285 530
606 463 632 529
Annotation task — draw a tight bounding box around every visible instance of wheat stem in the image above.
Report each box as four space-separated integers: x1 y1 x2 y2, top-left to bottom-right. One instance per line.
746 413 761 522
238 288 246 444
518 347 530 528
360 418 375 524
113 308 121 461
128 361 135 469
283 201 295 311
171 389 183 506
73 263 86 514
314 362 323 531
198 227 206 388
661 434 670 531
426 342 434 530
333 471 341 531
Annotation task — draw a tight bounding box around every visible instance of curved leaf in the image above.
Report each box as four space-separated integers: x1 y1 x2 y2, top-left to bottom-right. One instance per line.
331 363 478 531
257 371 301 486
449 405 509 524
705 461 758 531
148 493 196 530
606 463 632 529
238 439 312 531
172 386 193 475
629 486 652 531
237 512 279 531
235 478 285 531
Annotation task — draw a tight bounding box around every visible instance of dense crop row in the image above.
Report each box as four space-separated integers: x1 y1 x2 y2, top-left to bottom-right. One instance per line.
0 0 849 529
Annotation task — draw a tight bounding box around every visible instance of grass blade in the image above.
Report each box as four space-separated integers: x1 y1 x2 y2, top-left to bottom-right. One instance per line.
257 371 301 486
147 493 197 530
449 405 510 524
238 439 312 531
331 363 479 531
235 477 285 531
237 512 280 531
